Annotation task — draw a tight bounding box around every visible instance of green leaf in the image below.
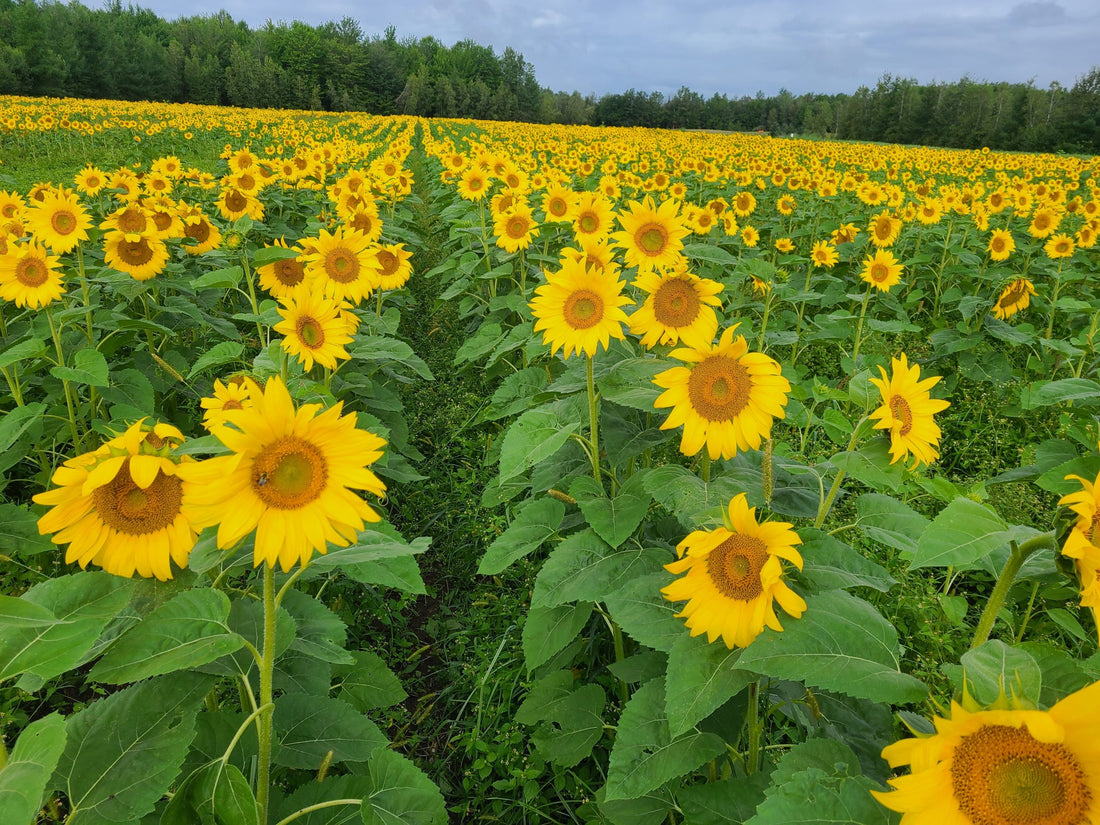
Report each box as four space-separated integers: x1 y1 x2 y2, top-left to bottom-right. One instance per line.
337 650 408 712
0 572 133 683
498 407 579 482
523 602 593 673
910 497 1027 569
570 472 652 547
273 695 387 770
89 588 244 683
194 762 259 825
797 529 896 593
187 341 245 380
307 531 431 571
0 403 47 456
830 437 905 493
604 679 726 801
280 588 354 666
531 528 668 608
0 503 54 557
0 337 46 370
0 712 67 825
677 771 772 825
605 573 684 654
737 590 928 705
959 640 1042 707
272 776 369 825
253 245 300 268
190 265 243 290
597 358 664 411
515 671 606 767
683 243 739 267
56 672 210 825
1020 378 1100 409
360 747 448 825
337 556 426 595
453 321 504 366
351 335 433 380
643 465 745 528
855 493 929 557
98 368 156 417
665 635 755 737
483 367 550 421
50 347 109 387
477 497 565 575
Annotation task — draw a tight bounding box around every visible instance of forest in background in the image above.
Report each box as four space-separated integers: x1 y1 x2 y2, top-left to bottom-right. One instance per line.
1 0 1098 154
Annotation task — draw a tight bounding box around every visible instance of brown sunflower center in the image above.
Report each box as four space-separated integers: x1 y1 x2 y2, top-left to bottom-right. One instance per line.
577 212 599 234
563 289 605 330
349 213 375 233
118 238 154 266
93 459 183 535
875 218 893 240
324 248 359 283
118 209 147 233
225 190 247 212
888 395 914 437
687 355 752 422
252 436 328 510
707 533 768 600
221 399 244 411
185 220 211 243
467 176 484 191
237 173 256 191
951 724 1090 825
1 204 17 219
296 316 325 349
992 237 1007 253
51 210 77 235
1000 282 1028 309
652 278 701 327
548 197 568 217
505 216 528 239
151 210 172 231
636 223 668 255
270 258 302 286
871 263 890 282
16 256 50 287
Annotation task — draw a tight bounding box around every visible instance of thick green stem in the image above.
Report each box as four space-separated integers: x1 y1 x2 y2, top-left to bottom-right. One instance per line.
1045 263 1064 340
756 286 773 353
850 282 873 367
76 246 95 346
745 680 762 775
586 354 601 487
814 416 869 528
45 306 82 451
255 564 277 825
969 532 1055 650
241 254 267 348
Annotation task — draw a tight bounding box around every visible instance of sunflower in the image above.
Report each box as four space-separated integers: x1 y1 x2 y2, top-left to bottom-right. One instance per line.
869 353 950 468
872 681 1100 825
628 267 723 350
571 192 615 241
274 290 354 371
987 228 1015 261
180 206 222 255
1058 468 1100 640
25 191 91 254
182 376 388 571
493 204 539 253
373 242 413 291
0 190 25 221
255 239 307 298
457 168 490 201
776 195 796 216
612 196 690 272
832 223 860 245
860 249 904 292
661 493 805 649
739 225 759 247
810 240 839 268
561 236 620 276
100 204 156 237
103 231 169 281
33 420 200 581
653 325 791 460
0 239 65 308
74 166 107 196
1044 233 1075 260
200 377 255 431
774 237 794 253
991 278 1036 320
217 186 264 222
916 198 943 225
529 257 633 359
731 191 756 217
1028 206 1061 238
301 227 379 304
541 184 575 223
868 211 902 247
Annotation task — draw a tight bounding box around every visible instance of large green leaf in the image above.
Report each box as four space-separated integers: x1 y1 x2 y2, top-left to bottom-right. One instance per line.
351 335 433 380
522 602 593 672
643 465 744 528
187 341 245 380
498 407 580 482
677 771 772 825
665 634 755 738
570 472 652 547
605 573 684 654
273 695 387 770
797 529 896 593
0 712 67 825
1020 378 1100 409
272 776 369 825
50 347 109 387
307 532 431 570
910 497 1030 569
597 358 664 411
477 497 565 575
89 588 244 683
515 670 606 767
956 640 1042 707
0 404 47 456
855 493 929 557
169 762 258 825
0 572 133 684
360 748 448 825
737 590 928 705
336 650 408 712
830 437 905 493
531 528 667 608
604 679 726 801
55 672 211 825
281 588 354 666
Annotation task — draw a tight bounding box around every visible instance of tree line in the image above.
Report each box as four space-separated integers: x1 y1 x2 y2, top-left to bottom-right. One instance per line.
1 0 1097 153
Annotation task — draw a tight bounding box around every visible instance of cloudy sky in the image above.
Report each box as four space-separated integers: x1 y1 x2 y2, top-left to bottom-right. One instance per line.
130 0 1099 98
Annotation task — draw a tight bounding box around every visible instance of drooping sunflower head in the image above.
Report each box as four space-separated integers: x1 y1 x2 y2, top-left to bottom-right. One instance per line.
873 683 1100 825
628 267 723 350
611 195 690 272
653 325 791 460
0 238 66 308
991 277 1036 321
34 419 198 581
868 353 951 468
661 493 806 649
529 257 633 359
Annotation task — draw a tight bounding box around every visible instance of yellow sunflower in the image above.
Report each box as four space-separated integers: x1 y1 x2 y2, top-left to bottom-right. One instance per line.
628 267 723 350
987 228 1015 262
571 192 615 241
991 278 1036 320
301 227 379 304
739 225 759 247
811 239 839 268
1058 468 1100 640
200 377 255 431
256 239 309 298
868 211 902 247
541 183 575 223
25 191 91 254
661 493 805 649
74 166 107 196
373 242 413 291
731 191 756 218
868 353 950 468
0 190 25 221
33 420 199 581
873 681 1100 825
274 290 354 372
182 376 388 572
493 203 539 253
860 249 904 292
1028 206 1060 238
457 167 490 201
100 204 156 237
180 206 223 255
217 186 265 222
1044 233 1075 260
611 196 690 272
774 237 794 253
653 325 791 460
529 257 633 359
0 239 65 308
103 230 169 281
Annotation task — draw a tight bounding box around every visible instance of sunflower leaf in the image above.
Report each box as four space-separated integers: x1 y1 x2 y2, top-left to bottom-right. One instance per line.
498 407 580 482
604 572 683 655
531 528 667 608
360 747 449 825
664 634 755 738
0 712 67 825
855 493 930 557
516 671 606 767
187 340 245 380
272 695 387 770
50 347 109 387
910 497 1023 569
478 496 565 575
523 602 593 673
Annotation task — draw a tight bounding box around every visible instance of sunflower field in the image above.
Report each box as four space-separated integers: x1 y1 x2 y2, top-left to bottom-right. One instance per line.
1 94 1099 825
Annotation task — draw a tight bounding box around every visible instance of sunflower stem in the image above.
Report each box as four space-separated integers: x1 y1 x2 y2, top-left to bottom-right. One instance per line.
756 284 773 353
745 680 762 775
1045 262 1064 340
970 532 1054 650
241 253 267 349
76 245 95 346
699 452 710 484
850 282 873 368
1 365 24 407
45 305 82 452
814 416 869 529
255 563 277 825
1073 310 1099 378
586 354 602 488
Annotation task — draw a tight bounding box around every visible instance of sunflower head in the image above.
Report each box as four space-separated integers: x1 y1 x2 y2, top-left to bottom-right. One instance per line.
628 267 723 350
529 257 633 359
868 353 950 468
